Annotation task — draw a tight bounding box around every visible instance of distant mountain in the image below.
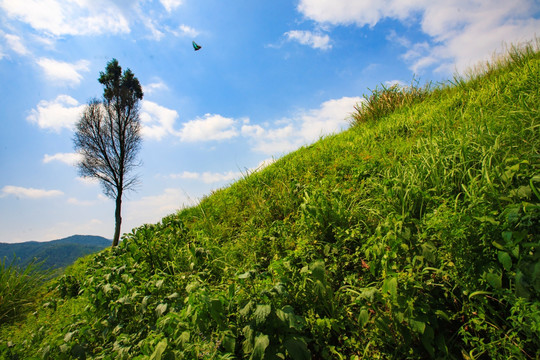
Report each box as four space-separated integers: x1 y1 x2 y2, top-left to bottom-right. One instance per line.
0 235 111 270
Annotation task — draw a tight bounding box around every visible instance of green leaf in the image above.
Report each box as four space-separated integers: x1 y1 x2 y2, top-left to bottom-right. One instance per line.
486 272 502 289
468 291 492 299
150 338 167 360
382 277 398 300
70 344 86 358
179 331 190 345
238 271 252 279
421 243 437 263
284 337 311 360
249 334 269 360
310 260 326 283
421 326 435 357
502 231 513 244
155 303 168 317
64 331 75 342
276 305 305 331
209 299 224 322
358 309 369 328
515 270 531 299
253 304 271 325
410 319 426 334
222 333 236 353
497 251 512 271
240 301 254 318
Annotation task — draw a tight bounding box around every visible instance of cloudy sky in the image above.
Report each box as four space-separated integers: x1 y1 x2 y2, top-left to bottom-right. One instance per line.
1 0 538 243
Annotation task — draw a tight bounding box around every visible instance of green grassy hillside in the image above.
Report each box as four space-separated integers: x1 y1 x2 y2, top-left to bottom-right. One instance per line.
1 41 539 359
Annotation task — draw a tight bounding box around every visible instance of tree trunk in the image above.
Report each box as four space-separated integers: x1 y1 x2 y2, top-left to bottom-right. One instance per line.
112 192 122 247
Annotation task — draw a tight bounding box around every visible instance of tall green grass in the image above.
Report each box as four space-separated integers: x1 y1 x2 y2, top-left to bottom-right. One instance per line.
0 257 50 325
350 79 431 126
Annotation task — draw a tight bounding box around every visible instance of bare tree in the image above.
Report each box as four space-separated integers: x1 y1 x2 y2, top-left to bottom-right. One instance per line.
74 59 143 247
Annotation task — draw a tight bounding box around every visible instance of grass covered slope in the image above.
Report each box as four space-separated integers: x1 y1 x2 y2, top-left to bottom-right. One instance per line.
2 43 539 359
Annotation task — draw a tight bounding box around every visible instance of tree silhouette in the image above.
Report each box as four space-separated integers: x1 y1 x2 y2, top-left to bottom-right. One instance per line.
74 59 143 247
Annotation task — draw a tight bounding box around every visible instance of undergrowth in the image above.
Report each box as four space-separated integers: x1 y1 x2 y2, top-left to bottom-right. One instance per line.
1 39 539 359
0 257 50 325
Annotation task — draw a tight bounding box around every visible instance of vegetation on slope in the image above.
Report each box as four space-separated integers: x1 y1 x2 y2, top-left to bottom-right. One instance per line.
1 41 539 359
0 258 51 326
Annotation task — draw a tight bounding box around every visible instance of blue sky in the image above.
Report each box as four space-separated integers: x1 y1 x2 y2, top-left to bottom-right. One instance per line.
1 0 539 243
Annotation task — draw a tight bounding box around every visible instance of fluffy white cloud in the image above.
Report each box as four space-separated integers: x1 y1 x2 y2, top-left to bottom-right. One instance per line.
0 0 130 36
124 188 195 228
27 95 85 132
179 114 240 142
4 33 30 56
285 30 332 50
76 177 101 186
140 100 180 140
242 96 361 155
297 0 418 27
1 185 63 199
37 58 90 86
297 0 540 74
169 171 242 184
299 97 361 140
176 24 200 37
143 80 169 95
43 152 82 166
160 0 183 13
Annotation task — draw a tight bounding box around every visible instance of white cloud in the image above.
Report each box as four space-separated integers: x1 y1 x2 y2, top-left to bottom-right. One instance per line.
177 24 199 37
0 0 130 36
297 0 540 74
299 97 361 141
37 58 90 86
27 95 85 132
76 177 100 186
140 100 179 140
124 188 195 227
254 158 276 171
169 171 242 184
43 152 82 166
160 0 183 13
67 197 95 206
143 80 169 95
179 114 240 142
297 0 418 27
4 33 30 56
1 185 63 199
384 80 407 88
242 96 361 155
285 30 332 50
139 13 165 40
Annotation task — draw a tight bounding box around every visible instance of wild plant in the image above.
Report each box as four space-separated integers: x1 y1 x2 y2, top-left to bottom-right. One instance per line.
0 257 49 325
350 79 431 126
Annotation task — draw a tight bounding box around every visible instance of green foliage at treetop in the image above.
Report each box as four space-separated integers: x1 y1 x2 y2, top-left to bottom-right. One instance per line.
1 41 539 359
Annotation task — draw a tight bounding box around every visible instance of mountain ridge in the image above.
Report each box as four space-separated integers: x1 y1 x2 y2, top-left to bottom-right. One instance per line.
0 234 111 269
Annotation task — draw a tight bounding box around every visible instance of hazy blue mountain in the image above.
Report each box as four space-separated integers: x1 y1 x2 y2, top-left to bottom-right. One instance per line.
0 235 111 270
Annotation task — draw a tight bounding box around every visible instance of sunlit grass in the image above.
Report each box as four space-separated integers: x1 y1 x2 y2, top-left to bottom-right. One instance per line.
0 257 50 325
